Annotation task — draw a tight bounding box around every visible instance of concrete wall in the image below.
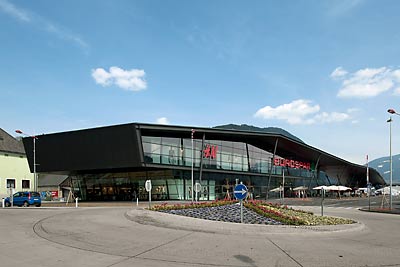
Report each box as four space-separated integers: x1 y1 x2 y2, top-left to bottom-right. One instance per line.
0 152 34 199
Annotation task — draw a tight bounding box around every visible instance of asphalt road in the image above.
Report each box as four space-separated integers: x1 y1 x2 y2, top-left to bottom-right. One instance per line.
0 199 399 267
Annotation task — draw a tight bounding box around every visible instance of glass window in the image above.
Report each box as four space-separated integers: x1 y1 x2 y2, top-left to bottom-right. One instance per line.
31 192 40 197
183 139 202 167
142 136 161 164
161 137 180 165
22 180 30 189
6 179 15 189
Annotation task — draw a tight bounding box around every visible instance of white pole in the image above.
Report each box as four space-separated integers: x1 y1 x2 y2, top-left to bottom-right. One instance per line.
367 154 370 211
136 197 139 206
149 190 151 209
389 118 393 210
33 136 37 192
2 198 4 208
191 129 194 202
282 170 285 205
240 199 243 223
75 197 78 208
321 188 325 216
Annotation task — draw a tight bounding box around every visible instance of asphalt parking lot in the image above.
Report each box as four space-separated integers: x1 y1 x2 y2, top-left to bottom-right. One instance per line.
0 198 399 267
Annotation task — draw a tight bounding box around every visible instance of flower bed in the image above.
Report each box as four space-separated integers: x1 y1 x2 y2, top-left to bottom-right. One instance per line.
151 200 238 211
244 200 354 225
151 200 355 226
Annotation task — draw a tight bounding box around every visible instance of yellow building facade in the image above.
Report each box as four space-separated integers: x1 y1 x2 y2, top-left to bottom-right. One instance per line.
0 129 34 199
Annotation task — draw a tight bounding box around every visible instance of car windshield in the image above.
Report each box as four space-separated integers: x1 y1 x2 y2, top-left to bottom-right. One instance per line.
31 192 40 197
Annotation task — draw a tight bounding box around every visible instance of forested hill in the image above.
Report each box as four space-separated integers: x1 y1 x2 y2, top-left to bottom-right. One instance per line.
368 154 400 184
213 124 304 143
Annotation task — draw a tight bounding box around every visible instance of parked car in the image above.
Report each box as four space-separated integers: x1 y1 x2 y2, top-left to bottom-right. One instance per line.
4 191 41 207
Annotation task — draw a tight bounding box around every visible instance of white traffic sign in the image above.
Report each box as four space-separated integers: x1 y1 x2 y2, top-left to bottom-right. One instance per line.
145 180 152 192
145 180 152 209
194 182 202 193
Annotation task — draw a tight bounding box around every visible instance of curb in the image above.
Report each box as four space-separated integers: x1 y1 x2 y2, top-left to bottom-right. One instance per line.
125 208 365 236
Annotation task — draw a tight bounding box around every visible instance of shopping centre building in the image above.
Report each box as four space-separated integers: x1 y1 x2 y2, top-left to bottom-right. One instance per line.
21 123 385 201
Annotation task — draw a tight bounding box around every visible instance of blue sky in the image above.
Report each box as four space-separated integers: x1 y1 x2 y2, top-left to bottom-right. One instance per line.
1 0 400 164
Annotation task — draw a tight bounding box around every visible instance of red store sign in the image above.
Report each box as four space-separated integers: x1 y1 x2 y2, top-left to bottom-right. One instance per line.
203 144 218 159
273 157 311 170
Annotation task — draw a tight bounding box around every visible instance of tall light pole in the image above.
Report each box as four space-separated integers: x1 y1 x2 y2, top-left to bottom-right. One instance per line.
387 109 400 210
191 129 195 202
366 154 370 211
15 130 37 192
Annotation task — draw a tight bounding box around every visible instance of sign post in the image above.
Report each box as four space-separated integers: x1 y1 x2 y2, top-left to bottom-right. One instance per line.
145 180 152 209
234 183 248 223
366 154 371 211
194 182 201 202
321 188 325 216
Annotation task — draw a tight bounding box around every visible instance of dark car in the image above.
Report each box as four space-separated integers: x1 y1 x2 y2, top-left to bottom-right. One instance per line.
4 191 41 207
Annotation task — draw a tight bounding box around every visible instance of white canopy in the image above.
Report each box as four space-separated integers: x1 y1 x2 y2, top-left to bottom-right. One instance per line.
269 187 283 192
313 185 329 190
375 187 400 196
293 186 308 191
328 185 352 191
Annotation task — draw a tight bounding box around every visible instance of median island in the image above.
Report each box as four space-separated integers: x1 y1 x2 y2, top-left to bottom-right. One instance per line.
150 200 355 226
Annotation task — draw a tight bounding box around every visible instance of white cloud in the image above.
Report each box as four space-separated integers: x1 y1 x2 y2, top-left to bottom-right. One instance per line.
255 99 351 125
254 99 320 125
327 0 364 16
0 0 30 22
156 117 169 125
0 0 88 50
393 87 400 96
45 22 88 49
313 112 349 123
347 108 360 113
333 67 400 98
330 67 348 79
92 66 147 92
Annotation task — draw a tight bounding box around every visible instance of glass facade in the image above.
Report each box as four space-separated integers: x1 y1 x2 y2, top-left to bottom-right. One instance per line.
67 135 328 201
142 136 314 178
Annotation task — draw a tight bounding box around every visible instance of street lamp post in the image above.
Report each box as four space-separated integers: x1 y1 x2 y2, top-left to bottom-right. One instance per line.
387 108 399 210
15 130 37 192
191 129 195 202
387 117 393 210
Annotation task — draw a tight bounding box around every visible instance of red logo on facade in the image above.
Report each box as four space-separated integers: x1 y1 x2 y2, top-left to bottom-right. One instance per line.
203 145 218 159
273 158 310 170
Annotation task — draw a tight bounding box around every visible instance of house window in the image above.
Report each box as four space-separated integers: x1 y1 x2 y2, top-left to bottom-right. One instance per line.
6 179 15 188
22 180 30 189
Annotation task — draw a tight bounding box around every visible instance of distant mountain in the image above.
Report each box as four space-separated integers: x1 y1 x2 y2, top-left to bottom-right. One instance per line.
213 124 304 143
368 154 400 185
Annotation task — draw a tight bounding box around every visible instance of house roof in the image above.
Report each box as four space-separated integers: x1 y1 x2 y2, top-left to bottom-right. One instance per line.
0 128 25 155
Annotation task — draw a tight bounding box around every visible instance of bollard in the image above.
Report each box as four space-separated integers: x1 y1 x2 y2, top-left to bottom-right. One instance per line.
75 197 79 208
136 197 139 206
2 198 4 208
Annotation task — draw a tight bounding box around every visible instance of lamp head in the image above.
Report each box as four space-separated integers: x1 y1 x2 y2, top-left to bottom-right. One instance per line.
15 130 23 134
388 109 396 114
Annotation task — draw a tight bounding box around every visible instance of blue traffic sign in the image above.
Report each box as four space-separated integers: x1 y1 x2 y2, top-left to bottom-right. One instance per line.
234 184 248 200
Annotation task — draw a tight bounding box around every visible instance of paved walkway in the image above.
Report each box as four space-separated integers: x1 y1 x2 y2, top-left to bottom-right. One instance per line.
1 203 399 267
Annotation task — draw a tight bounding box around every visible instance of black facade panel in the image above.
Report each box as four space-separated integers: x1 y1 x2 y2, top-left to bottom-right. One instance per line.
23 124 142 172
